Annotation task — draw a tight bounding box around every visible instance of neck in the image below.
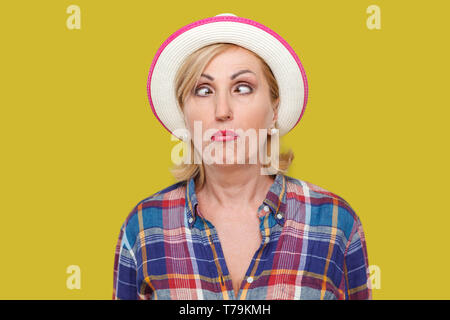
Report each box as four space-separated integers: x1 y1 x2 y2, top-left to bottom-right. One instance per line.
196 164 275 211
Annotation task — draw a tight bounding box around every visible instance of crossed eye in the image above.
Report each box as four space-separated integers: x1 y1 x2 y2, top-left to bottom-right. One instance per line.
195 84 253 96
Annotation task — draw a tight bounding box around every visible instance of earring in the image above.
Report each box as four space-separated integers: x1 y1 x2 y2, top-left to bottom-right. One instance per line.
270 128 278 135
178 132 187 141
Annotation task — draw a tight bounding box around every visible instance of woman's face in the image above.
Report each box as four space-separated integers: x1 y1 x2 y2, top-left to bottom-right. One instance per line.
183 46 278 166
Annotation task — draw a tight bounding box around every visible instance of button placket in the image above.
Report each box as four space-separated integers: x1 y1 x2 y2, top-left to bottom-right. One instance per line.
258 203 272 245
200 217 240 299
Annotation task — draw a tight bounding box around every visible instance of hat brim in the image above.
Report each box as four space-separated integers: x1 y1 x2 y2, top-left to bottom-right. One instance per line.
147 15 308 139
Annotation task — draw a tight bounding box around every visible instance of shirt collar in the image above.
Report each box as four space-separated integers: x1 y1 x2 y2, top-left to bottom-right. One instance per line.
185 173 287 229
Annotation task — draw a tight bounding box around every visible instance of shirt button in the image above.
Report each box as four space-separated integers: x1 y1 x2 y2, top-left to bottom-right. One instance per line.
247 276 254 284
276 213 283 220
188 217 194 224
263 205 270 212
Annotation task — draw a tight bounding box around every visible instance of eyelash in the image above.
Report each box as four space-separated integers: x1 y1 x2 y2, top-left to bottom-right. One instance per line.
194 83 253 97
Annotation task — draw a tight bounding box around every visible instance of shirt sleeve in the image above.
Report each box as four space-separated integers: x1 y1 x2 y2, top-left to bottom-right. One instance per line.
344 216 372 300
113 222 139 300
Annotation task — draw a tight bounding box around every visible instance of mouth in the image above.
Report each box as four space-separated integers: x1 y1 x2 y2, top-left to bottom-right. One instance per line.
211 129 239 142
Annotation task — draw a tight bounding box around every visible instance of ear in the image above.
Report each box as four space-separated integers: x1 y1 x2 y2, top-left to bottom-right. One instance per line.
272 97 280 123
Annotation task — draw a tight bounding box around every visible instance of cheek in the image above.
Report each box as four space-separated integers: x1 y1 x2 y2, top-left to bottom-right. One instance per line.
183 105 215 140
183 105 202 129
237 105 273 130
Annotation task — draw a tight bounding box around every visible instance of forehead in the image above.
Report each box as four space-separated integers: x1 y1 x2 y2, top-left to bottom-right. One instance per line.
203 46 262 73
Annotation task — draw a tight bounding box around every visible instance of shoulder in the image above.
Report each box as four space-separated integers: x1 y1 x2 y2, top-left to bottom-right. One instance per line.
283 174 362 241
117 180 187 249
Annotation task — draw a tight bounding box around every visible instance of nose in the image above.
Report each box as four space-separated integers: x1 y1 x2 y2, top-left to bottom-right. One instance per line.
214 92 233 121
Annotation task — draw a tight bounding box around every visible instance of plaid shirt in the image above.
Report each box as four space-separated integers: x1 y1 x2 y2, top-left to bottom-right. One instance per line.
113 173 372 300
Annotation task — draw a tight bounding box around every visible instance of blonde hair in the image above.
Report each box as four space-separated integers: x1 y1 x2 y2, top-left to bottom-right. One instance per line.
171 43 294 190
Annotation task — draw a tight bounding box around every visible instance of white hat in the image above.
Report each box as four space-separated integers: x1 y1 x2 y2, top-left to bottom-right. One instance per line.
147 13 308 139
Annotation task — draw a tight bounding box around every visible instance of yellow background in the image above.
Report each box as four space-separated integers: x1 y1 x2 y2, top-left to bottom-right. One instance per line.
0 0 448 299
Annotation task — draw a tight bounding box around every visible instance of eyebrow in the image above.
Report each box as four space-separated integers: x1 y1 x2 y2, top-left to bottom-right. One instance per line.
200 69 256 81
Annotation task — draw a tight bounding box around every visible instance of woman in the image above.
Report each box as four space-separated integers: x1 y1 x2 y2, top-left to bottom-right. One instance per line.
113 13 372 300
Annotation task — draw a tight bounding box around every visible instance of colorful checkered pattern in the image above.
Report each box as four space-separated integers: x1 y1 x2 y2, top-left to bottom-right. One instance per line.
113 173 372 300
